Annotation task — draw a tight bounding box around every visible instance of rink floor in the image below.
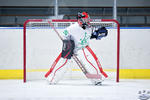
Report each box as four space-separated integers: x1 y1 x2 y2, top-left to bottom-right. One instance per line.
0 79 150 100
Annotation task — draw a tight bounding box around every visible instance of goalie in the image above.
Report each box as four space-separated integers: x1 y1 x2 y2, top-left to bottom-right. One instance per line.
45 12 108 85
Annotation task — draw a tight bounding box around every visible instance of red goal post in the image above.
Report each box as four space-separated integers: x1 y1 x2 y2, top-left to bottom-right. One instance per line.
23 19 120 83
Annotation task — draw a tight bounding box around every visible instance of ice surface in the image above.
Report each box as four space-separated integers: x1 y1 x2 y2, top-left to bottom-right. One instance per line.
0 79 150 100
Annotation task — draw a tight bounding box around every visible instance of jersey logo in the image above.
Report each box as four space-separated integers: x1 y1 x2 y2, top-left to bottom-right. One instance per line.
63 30 69 36
79 32 90 48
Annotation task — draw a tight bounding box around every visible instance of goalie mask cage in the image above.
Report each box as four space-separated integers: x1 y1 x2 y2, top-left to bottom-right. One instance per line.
23 19 120 83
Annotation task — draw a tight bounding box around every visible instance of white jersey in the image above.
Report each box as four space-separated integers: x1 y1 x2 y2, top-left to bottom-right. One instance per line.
62 22 92 51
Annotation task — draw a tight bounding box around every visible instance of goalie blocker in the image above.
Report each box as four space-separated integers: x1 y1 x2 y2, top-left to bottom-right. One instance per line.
61 38 75 59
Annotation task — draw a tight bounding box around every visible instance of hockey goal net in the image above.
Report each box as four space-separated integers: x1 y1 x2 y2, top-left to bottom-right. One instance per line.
23 19 120 83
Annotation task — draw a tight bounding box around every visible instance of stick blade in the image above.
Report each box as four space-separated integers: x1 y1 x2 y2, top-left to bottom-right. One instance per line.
86 73 101 79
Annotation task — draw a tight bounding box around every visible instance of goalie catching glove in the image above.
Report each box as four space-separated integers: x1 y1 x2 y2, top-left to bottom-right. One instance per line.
90 27 108 40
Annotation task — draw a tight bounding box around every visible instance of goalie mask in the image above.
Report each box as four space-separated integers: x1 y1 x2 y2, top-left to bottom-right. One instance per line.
77 12 90 29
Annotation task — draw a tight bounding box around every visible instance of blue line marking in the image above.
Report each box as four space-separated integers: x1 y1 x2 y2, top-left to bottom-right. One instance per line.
0 27 23 29
0 27 150 29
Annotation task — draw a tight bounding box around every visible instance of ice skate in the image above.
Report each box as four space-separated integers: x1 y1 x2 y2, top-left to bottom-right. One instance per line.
91 78 103 85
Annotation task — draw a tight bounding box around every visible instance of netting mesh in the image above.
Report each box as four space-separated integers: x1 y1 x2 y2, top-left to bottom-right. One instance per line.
27 20 115 28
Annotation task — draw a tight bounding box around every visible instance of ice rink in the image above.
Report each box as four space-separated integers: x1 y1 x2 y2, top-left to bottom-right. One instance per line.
0 79 150 100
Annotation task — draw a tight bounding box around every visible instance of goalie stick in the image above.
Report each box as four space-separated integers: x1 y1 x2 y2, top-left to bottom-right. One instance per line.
45 20 107 79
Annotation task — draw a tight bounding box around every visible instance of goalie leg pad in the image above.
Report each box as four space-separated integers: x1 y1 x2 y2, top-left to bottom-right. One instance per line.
47 59 68 84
